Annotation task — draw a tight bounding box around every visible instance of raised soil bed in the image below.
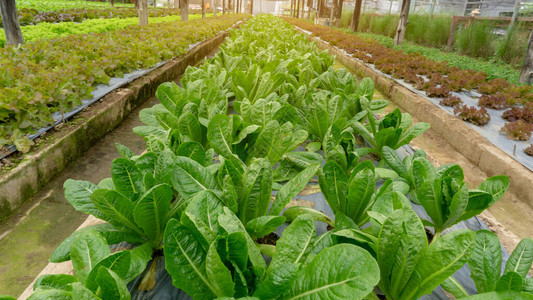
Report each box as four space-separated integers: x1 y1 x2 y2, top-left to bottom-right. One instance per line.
0 26 239 222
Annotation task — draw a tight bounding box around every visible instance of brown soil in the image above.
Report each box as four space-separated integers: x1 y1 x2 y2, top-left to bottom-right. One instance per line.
256 232 280 246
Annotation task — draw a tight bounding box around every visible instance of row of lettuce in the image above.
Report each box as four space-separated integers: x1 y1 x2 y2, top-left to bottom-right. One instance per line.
286 18 533 150
0 14 247 154
15 0 134 12
0 7 183 27
15 15 533 300
0 14 209 47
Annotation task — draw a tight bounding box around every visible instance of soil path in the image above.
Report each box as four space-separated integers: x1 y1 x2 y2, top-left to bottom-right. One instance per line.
0 97 158 296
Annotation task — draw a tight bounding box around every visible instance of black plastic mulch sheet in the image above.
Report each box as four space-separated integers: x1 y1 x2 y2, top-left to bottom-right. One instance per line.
120 144 509 300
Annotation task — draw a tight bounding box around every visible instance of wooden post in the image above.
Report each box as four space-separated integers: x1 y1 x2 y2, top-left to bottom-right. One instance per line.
111 0 115 7
180 0 188 20
138 0 149 25
292 0 296 17
213 0 217 16
297 0 301 17
510 0 521 27
153 0 157 8
222 0 226 14
335 0 343 27
201 0 205 18
430 0 436 16
519 29 533 84
0 0 24 45
393 0 411 45
446 16 459 49
329 0 336 26
350 0 362 31
307 0 312 19
388 0 393 13
250 0 253 14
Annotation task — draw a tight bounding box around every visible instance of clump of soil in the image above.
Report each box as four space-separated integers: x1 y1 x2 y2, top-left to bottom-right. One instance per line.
425 228 434 243
256 232 280 245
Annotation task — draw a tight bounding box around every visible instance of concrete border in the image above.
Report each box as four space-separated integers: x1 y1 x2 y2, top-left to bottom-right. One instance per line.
0 28 234 221
303 31 533 207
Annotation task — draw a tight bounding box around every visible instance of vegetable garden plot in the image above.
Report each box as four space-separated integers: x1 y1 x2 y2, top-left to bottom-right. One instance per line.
0 8 183 27
16 15 533 300
0 14 247 158
287 19 533 171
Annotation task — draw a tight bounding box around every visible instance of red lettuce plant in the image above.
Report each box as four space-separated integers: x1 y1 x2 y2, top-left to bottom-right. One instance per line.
478 94 509 110
500 120 533 141
427 85 451 98
440 95 462 107
502 105 533 123
454 105 491 125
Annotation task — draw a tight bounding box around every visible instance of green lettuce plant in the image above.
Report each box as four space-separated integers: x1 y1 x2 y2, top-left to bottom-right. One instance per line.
415 164 509 237
350 107 430 159
442 230 533 298
29 230 151 300
51 146 180 262
165 204 380 300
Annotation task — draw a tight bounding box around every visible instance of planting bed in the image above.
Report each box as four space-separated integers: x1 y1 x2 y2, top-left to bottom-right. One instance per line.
0 17 245 223
286 19 533 169
0 14 247 155
12 15 533 300
0 8 183 27
0 14 211 46
287 19 533 208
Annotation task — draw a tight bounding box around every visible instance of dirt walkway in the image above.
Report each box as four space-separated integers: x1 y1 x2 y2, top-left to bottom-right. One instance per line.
0 97 158 297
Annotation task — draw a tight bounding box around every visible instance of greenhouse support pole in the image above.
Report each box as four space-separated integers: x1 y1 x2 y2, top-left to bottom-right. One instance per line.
335 0 343 26
250 0 254 14
430 0 436 16
388 0 393 13
202 0 205 18
0 0 24 45
519 29 533 84
138 0 149 25
297 0 301 17
394 0 410 45
223 0 226 14
213 0 217 16
351 0 362 31
307 0 312 19
330 0 337 25
446 16 459 49
180 0 188 20
510 0 521 26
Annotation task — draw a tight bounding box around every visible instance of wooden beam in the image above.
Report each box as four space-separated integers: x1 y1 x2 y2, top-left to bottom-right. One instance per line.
519 29 533 84
0 0 24 45
138 0 149 25
393 0 410 45
180 0 189 20
351 0 362 31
